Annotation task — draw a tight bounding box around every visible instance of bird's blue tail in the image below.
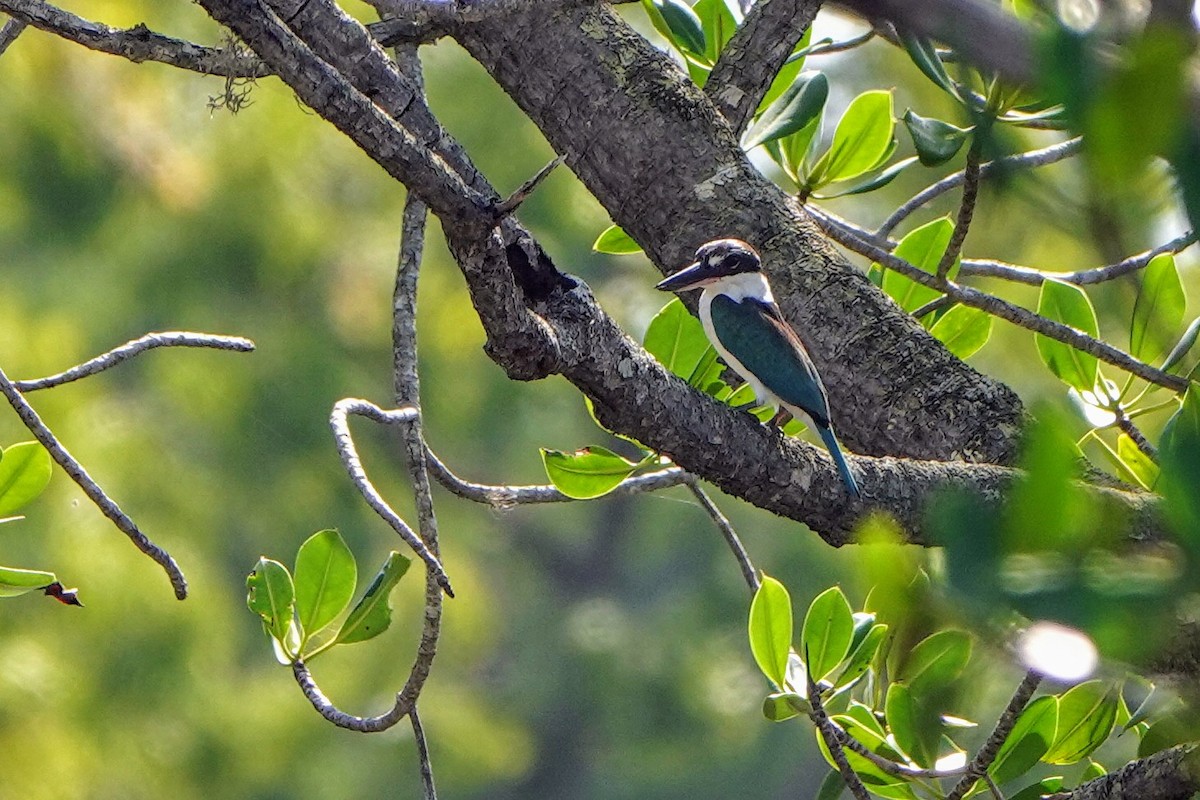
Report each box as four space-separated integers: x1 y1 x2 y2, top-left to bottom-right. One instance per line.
817 425 860 498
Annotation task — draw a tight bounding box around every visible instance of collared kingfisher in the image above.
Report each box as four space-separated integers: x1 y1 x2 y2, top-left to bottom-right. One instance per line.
656 239 860 497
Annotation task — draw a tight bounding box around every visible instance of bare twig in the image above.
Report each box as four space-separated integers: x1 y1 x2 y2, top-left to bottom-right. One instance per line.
1115 409 1159 464
803 29 876 56
329 400 454 596
810 208 1190 392
0 366 188 599
947 670 1042 800
14 331 255 392
936 135 982 280
410 705 438 800
960 231 1198 286
494 154 565 216
684 477 758 592
292 660 409 731
0 0 266 76
0 15 26 54
809 669 871 800
877 137 1082 239
910 295 953 320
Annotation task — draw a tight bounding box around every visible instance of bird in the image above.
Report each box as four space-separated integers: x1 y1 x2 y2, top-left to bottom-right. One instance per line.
655 238 860 497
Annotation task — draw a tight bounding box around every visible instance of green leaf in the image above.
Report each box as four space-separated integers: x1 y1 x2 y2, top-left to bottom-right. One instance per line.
836 622 888 688
693 0 739 64
643 298 716 384
1130 253 1185 363
336 551 412 645
903 110 970 166
815 770 845 800
749 574 793 689
1044 680 1118 765
744 71 828 150
541 446 645 499
0 442 52 516
930 304 992 358
762 691 807 721
0 565 57 597
1137 712 1200 757
757 27 812 114
1035 279 1100 392
652 0 706 59
293 529 357 640
813 156 917 199
886 683 940 768
1154 388 1200 547
809 90 895 187
880 217 954 313
899 629 972 697
898 31 958 97
246 557 296 645
989 695 1058 784
1162 316 1200 373
1116 433 1159 490
1009 777 1065 800
592 225 643 255
801 586 854 682
1081 760 1107 781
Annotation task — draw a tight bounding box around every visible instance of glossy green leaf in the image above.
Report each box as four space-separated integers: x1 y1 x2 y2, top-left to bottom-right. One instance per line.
749 574 793 689
989 695 1058 784
1162 316 1200 373
541 446 645 499
767 115 823 185
0 565 56 597
1081 760 1107 781
744 71 828 150
903 110 970 166
801 586 854 682
693 0 739 65
1035 279 1100 392
817 710 920 800
1154 388 1200 546
592 225 642 254
652 0 706 59
930 304 992 358
898 31 957 97
247 557 296 644
814 156 917 199
336 551 412 645
810 90 895 186
1009 777 1065 800
836 623 888 688
880 217 954 313
644 298 716 384
756 27 812 113
0 442 52 516
1137 711 1200 757
885 683 940 768
1044 680 1118 765
762 691 806 721
899 629 972 697
1116 433 1159 490
1130 254 1185 363
294 529 357 639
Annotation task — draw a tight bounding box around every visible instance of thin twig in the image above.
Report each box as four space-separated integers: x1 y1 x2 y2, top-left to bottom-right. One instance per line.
410 705 438 800
809 669 871 800
960 231 1198 286
836 725 968 779
910 295 953 320
936 135 983 280
983 773 1004 800
877 137 1082 239
1114 409 1159 464
292 660 408 731
810 208 1189 392
0 0 266 76
0 366 188 598
946 670 1042 800
329 400 454 596
494 154 565 216
684 477 758 592
803 29 875 56
14 331 255 391
0 15 26 54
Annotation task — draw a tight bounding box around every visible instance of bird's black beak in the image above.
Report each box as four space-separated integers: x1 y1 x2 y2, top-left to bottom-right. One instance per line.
655 261 706 292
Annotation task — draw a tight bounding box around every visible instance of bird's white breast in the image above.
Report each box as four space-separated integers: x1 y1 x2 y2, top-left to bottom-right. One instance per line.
698 274 779 409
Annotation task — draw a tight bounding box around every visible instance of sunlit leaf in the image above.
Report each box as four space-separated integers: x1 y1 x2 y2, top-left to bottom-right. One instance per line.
593 225 643 254
652 0 706 59
930 304 992 358
693 0 739 64
835 622 888 688
1161 316 1200 373
762 691 806 721
1009 777 1065 800
1044 680 1118 764
744 71 828 150
757 27 812 113
1116 433 1159 490
749 574 793 689
899 629 972 697
813 156 917 198
809 90 895 187
989 695 1058 784
541 447 646 499
1130 254 1185 363
886 682 940 768
1035 279 1099 392
880 217 954 313
336 551 412 645
247 557 296 645
644 298 716 384
0 565 56 597
294 529 357 640
903 110 970 166
0 442 52 516
801 586 854 681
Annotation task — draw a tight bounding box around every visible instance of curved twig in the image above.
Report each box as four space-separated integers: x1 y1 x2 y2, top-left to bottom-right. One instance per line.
946 670 1042 800
809 669 871 800
684 477 758 592
292 660 409 731
936 135 982 280
0 367 189 598
960 231 1198 286
0 15 26 53
14 331 255 392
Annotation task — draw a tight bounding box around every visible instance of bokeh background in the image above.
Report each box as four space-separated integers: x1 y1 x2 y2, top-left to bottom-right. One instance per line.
0 0 1192 797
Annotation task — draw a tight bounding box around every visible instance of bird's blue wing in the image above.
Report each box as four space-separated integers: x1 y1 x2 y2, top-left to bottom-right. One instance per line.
709 294 832 425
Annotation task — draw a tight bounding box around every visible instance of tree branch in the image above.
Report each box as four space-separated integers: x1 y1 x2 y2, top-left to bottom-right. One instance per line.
946 671 1041 800
0 15 25 54
960 231 1198 286
0 0 267 76
1067 744 1200 800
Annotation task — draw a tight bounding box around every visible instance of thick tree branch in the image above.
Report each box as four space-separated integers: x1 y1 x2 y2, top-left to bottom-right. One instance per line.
1067 745 1200 800
0 0 266 76
703 0 821 134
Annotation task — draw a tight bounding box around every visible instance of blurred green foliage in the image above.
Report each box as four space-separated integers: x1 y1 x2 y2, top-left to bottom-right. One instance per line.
0 0 1197 798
